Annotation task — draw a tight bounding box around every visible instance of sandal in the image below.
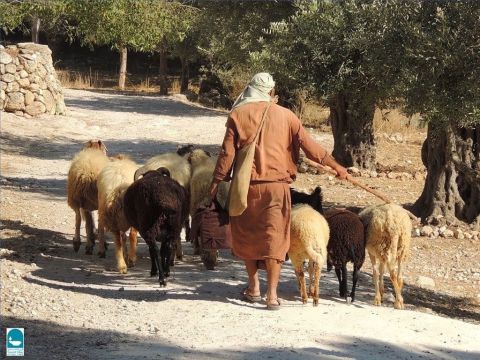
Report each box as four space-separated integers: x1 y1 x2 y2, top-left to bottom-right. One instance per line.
266 298 282 311
242 288 262 303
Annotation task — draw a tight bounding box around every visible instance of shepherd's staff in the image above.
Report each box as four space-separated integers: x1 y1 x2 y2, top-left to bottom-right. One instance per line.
304 158 418 221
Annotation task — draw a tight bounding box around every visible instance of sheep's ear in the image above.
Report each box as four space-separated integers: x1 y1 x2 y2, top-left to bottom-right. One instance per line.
205 150 211 157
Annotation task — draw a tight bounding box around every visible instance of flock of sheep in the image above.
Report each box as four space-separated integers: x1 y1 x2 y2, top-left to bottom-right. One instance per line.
67 140 412 309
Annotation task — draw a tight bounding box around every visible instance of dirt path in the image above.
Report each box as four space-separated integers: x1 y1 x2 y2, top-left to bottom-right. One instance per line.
1 89 479 360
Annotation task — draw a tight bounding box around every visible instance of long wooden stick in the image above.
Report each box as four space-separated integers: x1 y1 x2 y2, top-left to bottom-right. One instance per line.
304 158 392 203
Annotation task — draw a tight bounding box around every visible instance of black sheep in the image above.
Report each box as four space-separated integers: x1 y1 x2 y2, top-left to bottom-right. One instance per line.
124 167 188 286
290 186 366 302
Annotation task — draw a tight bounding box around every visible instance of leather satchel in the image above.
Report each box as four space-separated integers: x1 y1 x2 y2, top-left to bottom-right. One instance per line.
227 100 273 216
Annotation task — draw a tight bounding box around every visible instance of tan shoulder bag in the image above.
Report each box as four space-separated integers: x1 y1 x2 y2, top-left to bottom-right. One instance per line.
227 101 273 216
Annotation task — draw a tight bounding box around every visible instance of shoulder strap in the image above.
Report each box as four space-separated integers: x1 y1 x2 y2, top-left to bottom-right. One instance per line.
252 100 273 144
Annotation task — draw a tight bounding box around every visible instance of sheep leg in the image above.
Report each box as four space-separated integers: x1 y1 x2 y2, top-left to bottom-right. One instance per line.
175 236 183 261
341 263 348 301
150 243 166 286
161 240 173 278
114 232 128 274
307 261 315 297
369 253 382 306
83 209 95 255
73 208 82 253
335 267 344 297
97 222 106 258
184 217 190 242
127 228 137 268
294 267 308 304
350 265 360 302
312 262 321 306
388 263 404 310
379 263 385 302
148 244 158 277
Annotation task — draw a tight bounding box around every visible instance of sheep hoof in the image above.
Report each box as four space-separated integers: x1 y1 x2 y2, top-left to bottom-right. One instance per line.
118 266 128 274
394 301 404 310
373 298 382 306
127 258 136 268
313 299 319 307
98 251 106 258
73 240 81 253
302 298 308 305
159 280 167 287
346 296 352 304
85 245 94 255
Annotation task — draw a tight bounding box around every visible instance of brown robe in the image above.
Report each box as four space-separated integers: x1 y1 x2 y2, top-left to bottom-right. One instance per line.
213 101 329 261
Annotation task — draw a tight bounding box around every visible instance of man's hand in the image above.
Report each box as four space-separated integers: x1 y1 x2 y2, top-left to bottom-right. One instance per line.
334 165 349 181
208 180 219 205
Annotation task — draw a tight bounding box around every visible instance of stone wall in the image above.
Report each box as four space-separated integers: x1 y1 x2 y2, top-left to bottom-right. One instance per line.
0 43 66 117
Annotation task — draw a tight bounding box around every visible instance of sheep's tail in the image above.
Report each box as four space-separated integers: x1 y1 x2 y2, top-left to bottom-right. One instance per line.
304 244 325 267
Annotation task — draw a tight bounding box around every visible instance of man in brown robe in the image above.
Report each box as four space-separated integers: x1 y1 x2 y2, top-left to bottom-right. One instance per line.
209 73 347 310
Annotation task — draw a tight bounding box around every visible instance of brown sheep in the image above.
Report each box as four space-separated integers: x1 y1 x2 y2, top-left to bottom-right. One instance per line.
67 140 108 254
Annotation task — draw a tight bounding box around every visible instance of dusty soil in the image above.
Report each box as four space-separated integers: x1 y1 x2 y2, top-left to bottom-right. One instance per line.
1 89 479 360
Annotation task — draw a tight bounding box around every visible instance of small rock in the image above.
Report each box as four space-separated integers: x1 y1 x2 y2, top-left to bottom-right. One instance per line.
387 172 397 179
420 226 433 237
298 163 308 174
441 229 454 238
348 167 360 175
439 225 447 234
464 233 472 239
414 228 421 237
454 229 465 240
118 287 125 291
416 275 436 289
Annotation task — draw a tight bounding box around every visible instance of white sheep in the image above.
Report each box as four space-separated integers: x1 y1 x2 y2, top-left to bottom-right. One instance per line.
134 150 192 261
188 149 229 216
289 204 330 306
67 140 109 254
359 203 412 310
97 156 138 274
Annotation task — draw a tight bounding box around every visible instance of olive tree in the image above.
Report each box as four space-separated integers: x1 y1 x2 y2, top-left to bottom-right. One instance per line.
399 1 480 226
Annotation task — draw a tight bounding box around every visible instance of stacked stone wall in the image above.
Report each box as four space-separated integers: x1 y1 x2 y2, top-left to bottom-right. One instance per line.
0 42 66 117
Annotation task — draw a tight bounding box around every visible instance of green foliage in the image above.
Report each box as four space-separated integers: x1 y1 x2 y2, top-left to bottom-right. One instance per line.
0 0 69 36
194 0 297 98
399 1 480 128
70 0 197 52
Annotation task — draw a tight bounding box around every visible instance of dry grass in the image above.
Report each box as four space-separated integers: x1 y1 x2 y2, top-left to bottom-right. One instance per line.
301 101 425 137
57 69 102 89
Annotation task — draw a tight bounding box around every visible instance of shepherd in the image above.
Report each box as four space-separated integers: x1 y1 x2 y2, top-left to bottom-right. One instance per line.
209 72 348 310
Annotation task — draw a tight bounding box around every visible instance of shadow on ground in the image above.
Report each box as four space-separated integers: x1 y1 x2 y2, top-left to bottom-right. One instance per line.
1 132 221 162
1 315 478 360
1 219 479 323
65 90 226 118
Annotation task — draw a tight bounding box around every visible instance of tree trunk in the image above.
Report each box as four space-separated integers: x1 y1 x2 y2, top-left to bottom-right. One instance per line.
329 93 376 170
180 56 189 94
159 39 168 95
413 122 480 228
31 16 40 43
118 46 127 90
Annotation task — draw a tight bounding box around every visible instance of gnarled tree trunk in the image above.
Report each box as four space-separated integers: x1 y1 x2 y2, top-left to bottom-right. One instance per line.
413 122 480 228
329 93 376 170
118 46 127 90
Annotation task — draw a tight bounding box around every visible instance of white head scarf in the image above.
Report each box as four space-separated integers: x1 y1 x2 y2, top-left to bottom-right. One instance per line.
231 72 275 110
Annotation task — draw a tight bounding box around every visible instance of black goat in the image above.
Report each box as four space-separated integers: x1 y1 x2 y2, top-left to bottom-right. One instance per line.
124 167 188 286
290 186 366 302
